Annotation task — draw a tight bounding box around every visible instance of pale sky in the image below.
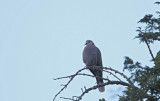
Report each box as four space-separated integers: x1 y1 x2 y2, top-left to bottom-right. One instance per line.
0 0 160 101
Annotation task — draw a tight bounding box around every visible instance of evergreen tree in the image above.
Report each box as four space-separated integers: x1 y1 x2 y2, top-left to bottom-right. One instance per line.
119 2 160 101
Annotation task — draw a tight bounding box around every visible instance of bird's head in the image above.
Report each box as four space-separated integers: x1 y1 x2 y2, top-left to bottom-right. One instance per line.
85 40 94 45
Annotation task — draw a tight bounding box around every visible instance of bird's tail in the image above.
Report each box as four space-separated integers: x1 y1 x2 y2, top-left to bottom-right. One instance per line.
98 82 105 92
95 70 105 92
97 77 105 92
89 68 105 92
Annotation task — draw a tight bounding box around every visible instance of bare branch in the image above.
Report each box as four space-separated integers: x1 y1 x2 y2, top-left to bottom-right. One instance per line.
75 80 130 101
53 67 87 101
60 80 130 101
103 67 133 85
103 70 122 81
60 97 74 100
53 66 133 101
54 73 109 81
78 73 110 81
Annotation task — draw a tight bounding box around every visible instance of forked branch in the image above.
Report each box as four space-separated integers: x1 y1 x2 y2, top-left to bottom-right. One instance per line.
53 66 133 101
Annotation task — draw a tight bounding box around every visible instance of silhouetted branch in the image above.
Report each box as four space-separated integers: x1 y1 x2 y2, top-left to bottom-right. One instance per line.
103 67 133 85
53 67 87 101
60 80 129 101
74 80 129 101
90 66 133 85
53 66 133 101
144 39 155 61
54 73 109 81
60 97 74 100
103 70 122 81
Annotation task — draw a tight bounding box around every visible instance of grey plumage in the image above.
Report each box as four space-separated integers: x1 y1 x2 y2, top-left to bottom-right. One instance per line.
82 40 105 92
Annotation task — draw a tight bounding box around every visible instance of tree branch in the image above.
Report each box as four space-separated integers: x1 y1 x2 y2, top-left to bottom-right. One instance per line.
72 80 130 101
53 66 133 101
103 67 133 85
144 39 155 61
53 67 87 101
103 70 122 81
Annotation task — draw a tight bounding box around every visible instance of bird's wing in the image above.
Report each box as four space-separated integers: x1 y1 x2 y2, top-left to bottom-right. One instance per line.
83 45 97 66
96 47 103 66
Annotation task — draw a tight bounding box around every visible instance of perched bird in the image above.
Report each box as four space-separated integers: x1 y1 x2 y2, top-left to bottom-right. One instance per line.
82 40 105 92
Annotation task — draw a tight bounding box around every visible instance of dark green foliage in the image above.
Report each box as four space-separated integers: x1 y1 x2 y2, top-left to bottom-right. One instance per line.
155 51 160 67
99 2 160 101
155 2 160 5
135 14 160 43
123 57 143 72
120 54 160 101
119 3 160 101
99 98 106 101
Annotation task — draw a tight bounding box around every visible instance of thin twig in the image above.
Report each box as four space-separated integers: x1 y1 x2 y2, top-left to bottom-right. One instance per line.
60 97 74 100
53 67 87 101
103 67 133 85
77 73 110 81
103 70 122 81
54 73 109 81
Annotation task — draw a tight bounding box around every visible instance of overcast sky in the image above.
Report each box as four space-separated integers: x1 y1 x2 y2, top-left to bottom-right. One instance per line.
0 0 160 101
